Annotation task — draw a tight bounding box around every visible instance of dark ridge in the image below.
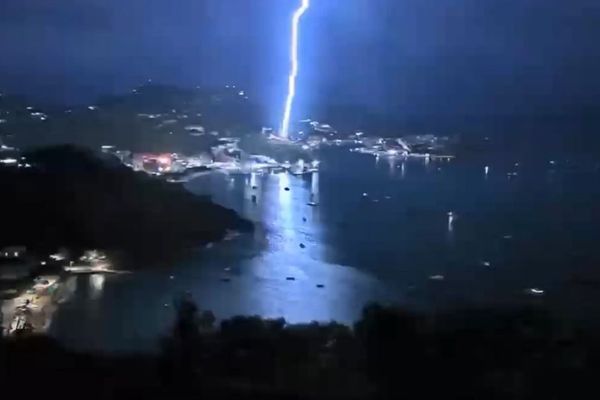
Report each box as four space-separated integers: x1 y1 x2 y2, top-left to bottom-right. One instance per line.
0 145 252 267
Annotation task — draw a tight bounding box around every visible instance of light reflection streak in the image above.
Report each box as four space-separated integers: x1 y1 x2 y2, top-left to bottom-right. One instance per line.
243 172 261 221
278 173 294 247
388 157 397 176
310 171 319 204
213 170 338 322
447 212 455 236
89 274 105 300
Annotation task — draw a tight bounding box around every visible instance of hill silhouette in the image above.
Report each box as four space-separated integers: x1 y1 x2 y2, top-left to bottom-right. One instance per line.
0 145 252 265
0 84 263 153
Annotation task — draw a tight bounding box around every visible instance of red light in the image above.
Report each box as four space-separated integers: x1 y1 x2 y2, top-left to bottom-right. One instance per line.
157 156 170 165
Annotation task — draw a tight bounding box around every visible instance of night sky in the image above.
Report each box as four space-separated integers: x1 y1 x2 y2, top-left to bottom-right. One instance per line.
1 0 599 120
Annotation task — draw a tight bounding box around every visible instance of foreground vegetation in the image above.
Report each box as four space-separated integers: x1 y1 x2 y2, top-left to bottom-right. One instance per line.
1 301 598 399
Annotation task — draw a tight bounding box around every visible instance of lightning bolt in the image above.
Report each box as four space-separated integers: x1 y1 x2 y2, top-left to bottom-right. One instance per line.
280 0 310 139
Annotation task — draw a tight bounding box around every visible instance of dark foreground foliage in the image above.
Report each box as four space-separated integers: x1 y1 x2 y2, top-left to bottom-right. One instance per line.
0 145 251 265
2 301 600 399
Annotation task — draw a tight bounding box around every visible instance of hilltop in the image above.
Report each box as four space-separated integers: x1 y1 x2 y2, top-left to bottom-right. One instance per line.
0 84 263 154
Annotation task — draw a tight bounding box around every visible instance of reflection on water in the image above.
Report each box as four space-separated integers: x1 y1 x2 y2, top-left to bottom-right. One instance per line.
277 172 295 253
310 171 319 204
447 212 455 233
89 274 105 300
179 168 380 326
243 172 261 220
388 157 396 176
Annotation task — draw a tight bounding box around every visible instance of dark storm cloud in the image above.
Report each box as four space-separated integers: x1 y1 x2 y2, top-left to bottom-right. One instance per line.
301 0 600 115
0 0 112 30
0 0 598 117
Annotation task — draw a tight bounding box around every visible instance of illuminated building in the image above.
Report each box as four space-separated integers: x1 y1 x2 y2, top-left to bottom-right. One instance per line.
132 153 173 173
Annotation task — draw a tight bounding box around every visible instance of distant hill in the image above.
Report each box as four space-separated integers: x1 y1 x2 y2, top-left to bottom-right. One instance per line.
0 85 263 154
3 84 599 156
